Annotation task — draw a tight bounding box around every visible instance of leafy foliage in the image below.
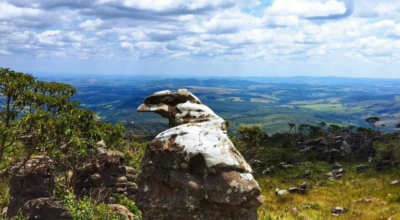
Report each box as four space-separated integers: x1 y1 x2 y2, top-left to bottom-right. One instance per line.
114 194 141 216
365 116 380 130
0 68 128 190
234 125 268 152
60 190 124 220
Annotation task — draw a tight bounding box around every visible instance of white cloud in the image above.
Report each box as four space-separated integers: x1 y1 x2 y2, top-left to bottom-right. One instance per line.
80 19 103 31
0 2 41 19
386 24 400 38
1 0 400 77
265 0 347 18
96 0 258 11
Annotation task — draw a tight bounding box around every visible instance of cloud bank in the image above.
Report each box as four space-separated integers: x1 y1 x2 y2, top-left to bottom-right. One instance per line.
0 0 399 77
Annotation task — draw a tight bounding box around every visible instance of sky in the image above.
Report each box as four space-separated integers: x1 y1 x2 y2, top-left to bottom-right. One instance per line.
0 0 400 78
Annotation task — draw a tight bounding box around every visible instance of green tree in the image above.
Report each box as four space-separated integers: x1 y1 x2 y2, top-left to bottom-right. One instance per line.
236 125 268 152
0 68 35 162
328 124 341 133
288 123 295 134
365 117 380 131
318 122 327 129
0 68 125 190
298 124 310 136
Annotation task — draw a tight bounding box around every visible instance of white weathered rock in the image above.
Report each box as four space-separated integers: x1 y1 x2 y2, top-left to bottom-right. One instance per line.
332 207 348 216
275 189 289 196
136 89 263 220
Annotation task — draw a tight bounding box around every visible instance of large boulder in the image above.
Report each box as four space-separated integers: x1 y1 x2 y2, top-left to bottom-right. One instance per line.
75 148 138 203
135 89 264 220
7 156 71 219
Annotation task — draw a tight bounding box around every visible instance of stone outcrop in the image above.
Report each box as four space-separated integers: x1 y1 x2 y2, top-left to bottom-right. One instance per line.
7 156 72 219
135 89 264 220
299 131 377 162
75 148 138 203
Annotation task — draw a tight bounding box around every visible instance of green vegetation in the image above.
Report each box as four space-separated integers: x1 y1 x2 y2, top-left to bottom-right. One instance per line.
0 68 141 218
300 104 363 113
2 69 400 219
38 76 399 136
227 122 400 220
257 162 400 220
60 190 123 220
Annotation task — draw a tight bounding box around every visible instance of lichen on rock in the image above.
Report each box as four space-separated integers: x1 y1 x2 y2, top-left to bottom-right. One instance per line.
135 89 264 220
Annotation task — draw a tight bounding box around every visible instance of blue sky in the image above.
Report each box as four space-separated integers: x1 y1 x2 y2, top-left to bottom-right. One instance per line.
0 0 400 78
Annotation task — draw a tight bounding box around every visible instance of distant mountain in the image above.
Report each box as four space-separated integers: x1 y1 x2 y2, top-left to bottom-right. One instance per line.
142 78 265 88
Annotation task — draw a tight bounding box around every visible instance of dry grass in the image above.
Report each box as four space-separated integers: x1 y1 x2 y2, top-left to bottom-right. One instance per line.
257 162 400 220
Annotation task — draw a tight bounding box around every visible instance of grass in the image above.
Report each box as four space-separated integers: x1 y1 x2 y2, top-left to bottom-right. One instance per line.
301 104 344 111
256 162 400 220
290 98 341 105
300 104 363 113
395 95 400 102
251 98 274 103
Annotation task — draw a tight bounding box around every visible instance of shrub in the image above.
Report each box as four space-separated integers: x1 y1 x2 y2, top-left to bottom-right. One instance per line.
114 194 141 216
389 195 400 203
60 190 124 220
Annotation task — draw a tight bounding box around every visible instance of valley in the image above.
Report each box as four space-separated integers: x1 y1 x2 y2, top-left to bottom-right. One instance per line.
38 75 400 136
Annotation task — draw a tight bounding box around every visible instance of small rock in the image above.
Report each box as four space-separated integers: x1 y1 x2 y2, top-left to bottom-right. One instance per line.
365 198 373 203
332 207 348 216
288 187 306 195
107 204 135 220
353 198 374 203
300 182 309 190
332 162 343 170
326 172 334 178
391 180 399 185
332 168 346 176
262 167 274 176
335 174 345 179
281 164 294 170
303 170 312 178
275 189 289 196
356 164 368 173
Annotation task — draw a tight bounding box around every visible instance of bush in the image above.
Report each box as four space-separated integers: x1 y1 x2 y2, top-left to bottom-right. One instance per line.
60 190 124 220
0 176 10 210
114 194 141 216
389 195 400 203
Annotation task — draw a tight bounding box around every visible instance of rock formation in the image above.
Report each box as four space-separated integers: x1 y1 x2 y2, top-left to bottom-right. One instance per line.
299 130 376 162
75 147 138 203
7 156 72 219
135 89 264 220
